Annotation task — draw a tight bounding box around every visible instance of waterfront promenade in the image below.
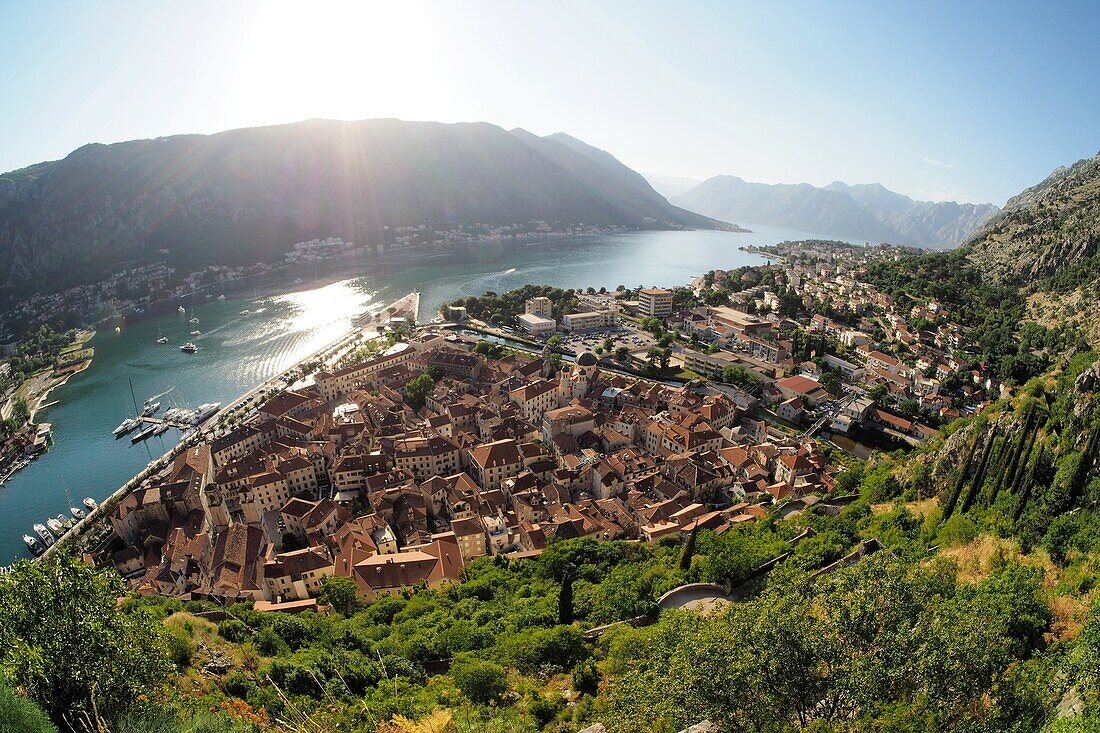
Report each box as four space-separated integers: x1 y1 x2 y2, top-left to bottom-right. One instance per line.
40 293 419 562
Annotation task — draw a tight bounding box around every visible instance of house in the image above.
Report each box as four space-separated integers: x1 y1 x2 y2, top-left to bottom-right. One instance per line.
348 533 464 600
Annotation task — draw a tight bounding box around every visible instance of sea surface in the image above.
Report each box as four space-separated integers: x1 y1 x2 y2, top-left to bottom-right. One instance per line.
0 224 831 563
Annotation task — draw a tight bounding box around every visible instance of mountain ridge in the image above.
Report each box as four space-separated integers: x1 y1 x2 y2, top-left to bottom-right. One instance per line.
673 174 998 248
0 118 735 301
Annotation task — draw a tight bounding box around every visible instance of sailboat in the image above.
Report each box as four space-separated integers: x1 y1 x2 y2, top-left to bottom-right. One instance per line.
156 323 168 344
188 308 200 325
178 305 186 314
62 479 85 521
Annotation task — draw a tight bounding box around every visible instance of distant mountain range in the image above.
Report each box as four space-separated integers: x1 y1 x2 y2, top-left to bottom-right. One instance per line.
643 173 705 199
0 118 733 300
671 175 999 248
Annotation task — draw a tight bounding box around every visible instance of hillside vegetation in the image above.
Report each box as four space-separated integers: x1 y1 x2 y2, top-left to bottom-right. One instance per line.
962 152 1100 341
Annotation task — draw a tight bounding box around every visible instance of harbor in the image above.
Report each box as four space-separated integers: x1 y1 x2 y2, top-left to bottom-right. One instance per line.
36 291 416 563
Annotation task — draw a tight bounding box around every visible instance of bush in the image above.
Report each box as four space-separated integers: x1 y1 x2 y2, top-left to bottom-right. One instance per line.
528 692 566 729
217 619 251 643
572 659 601 696
500 625 588 674
0 680 57 733
166 627 194 668
451 655 507 704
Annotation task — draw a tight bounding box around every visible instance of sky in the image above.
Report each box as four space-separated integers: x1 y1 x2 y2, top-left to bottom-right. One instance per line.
1 0 1098 206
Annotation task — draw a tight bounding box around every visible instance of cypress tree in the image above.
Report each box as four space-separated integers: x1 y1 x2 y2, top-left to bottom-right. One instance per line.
1008 420 1042 496
943 430 982 522
990 405 1037 504
1012 444 1046 524
959 427 999 516
558 570 574 625
680 524 699 572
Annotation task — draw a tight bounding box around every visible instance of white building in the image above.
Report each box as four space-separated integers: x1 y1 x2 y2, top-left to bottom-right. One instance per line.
525 297 553 317
562 310 617 332
517 312 557 336
638 287 673 317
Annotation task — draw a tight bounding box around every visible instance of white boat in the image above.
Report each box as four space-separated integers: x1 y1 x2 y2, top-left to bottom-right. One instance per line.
33 523 55 546
240 309 251 315
189 317 200 324
46 517 66 535
23 535 43 556
218 294 225 300
178 305 186 313
131 424 157 443
156 336 169 344
191 402 221 424
180 342 198 354
83 497 98 511
190 329 202 336
57 513 74 530
70 505 86 520
114 326 121 334
113 417 140 438
153 422 170 436
141 401 160 417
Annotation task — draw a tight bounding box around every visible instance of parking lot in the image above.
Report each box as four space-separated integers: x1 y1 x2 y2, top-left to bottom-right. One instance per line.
554 323 657 357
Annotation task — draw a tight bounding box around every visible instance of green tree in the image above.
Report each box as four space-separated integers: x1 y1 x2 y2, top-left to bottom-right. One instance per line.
404 372 436 410
451 655 507 704
559 570 574 625
0 553 171 726
319 575 362 617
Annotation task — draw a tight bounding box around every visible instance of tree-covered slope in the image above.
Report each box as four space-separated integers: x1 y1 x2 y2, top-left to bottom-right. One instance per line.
0 118 731 300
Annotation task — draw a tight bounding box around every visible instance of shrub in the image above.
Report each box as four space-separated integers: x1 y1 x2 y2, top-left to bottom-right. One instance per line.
451 655 507 704
217 619 251 643
166 627 194 668
0 680 57 733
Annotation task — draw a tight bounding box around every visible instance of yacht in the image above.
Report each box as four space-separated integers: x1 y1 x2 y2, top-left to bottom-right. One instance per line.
131 424 157 443
192 402 221 424
70 504 86 520
46 517 66 536
140 401 160 417
153 422 170 436
156 335 169 344
113 417 140 438
56 513 75 530
178 305 186 313
83 497 98 511
189 316 200 324
23 535 43 556
33 523 55 546
190 329 202 336
180 342 198 354
218 294 226 300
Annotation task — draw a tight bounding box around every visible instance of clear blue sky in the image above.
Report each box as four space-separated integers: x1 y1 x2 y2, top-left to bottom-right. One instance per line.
1 0 1098 206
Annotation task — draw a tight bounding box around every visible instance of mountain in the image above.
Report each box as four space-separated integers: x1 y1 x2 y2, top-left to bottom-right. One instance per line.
675 176 896 242
964 152 1100 287
960 151 1100 341
674 175 998 248
0 118 733 300
643 172 705 199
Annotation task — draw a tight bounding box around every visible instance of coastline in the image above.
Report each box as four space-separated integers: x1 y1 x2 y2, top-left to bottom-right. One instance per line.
26 329 96 424
39 295 409 562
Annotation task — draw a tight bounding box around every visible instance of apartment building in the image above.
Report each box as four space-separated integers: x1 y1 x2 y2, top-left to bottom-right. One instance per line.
638 287 673 317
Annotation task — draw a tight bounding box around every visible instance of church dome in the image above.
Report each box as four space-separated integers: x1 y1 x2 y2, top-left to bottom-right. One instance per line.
576 351 598 367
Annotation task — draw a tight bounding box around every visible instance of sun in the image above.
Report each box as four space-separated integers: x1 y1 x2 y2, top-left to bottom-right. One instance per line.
231 1 445 125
